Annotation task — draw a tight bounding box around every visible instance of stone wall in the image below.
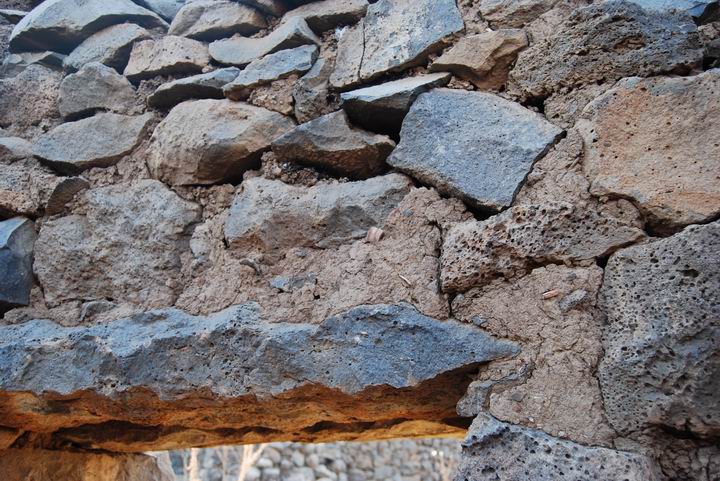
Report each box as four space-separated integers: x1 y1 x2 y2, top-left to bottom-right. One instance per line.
0 0 719 480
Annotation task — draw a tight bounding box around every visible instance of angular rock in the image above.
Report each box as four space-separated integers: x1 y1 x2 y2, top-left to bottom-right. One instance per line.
456 414 662 481
63 23 151 73
271 110 395 179
331 0 463 88
58 62 138 119
578 70 720 231
225 174 412 253
626 0 719 19
123 35 209 82
168 0 266 41
285 0 368 33
32 113 152 173
0 217 35 311
440 202 646 293
0 449 175 481
479 0 561 28
0 136 31 161
0 303 517 451
0 64 61 137
387 89 562 211
223 45 318 100
0 50 65 77
293 56 340 123
9 0 168 54
237 0 286 16
328 18 364 89
340 73 451 136
147 67 239 108
133 0 186 21
148 99 294 185
510 2 704 99
0 9 27 23
599 221 720 438
429 29 527 90
209 17 320 67
33 180 201 308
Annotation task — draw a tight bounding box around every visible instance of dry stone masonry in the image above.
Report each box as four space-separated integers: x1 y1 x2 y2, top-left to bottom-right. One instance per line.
0 0 718 480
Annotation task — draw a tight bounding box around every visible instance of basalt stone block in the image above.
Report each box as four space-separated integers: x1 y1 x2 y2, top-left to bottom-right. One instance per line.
63 23 152 73
387 88 562 211
147 67 240 108
58 62 137 119
0 217 35 310
168 0 266 41
123 35 209 82
133 0 186 21
285 0 368 33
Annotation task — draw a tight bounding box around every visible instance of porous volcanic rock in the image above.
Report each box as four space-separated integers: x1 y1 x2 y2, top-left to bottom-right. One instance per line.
577 70 720 231
509 1 704 100
58 62 138 119
209 17 320 67
123 35 209 82
599 220 720 438
32 112 153 173
223 45 318 100
479 0 562 28
147 67 240 108
147 99 295 185
330 0 463 88
168 0 266 41
63 23 151 73
224 174 412 253
440 202 646 293
293 56 339 123
285 0 368 33
0 303 517 451
387 88 562 211
456 414 662 481
0 64 61 137
626 0 719 18
271 110 395 179
340 73 451 136
8 0 167 54
33 180 201 308
0 217 35 311
430 29 527 90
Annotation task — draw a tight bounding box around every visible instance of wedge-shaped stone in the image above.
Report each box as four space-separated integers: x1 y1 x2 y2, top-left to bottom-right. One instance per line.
148 67 240 108
599 221 720 438
578 70 720 232
209 17 320 67
387 89 562 211
133 0 186 21
59 62 137 119
340 73 450 135
169 0 266 41
0 217 35 310
124 35 209 82
479 0 562 29
272 110 395 179
0 303 517 451
285 0 368 33
0 9 27 24
237 0 286 16
441 202 646 293
456 414 662 481
225 174 412 252
33 180 201 308
9 0 167 54
293 56 338 123
148 99 294 185
32 113 152 173
224 45 318 100
63 23 151 73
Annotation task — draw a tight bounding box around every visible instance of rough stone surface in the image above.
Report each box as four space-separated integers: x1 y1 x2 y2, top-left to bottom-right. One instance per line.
0 9 27 24
0 449 174 481
479 0 561 28
58 62 138 119
440 202 646 293
1 49 65 76
148 99 294 185
209 17 320 67
510 1 704 99
340 73 451 136
33 179 200 308
387 89 562 211
430 30 528 90
599 221 720 438
331 0 463 88
285 0 368 33
9 0 167 54
63 23 151 73
147 67 239 108
626 0 719 18
578 70 720 232
123 35 209 82
293 55 340 123
236 0 286 16
456 414 662 481
134 0 186 21
0 303 517 451
0 136 31 162
0 64 61 137
32 112 153 173
271 110 395 179
224 174 411 253
223 45 318 100
0 217 35 310
168 0 266 41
